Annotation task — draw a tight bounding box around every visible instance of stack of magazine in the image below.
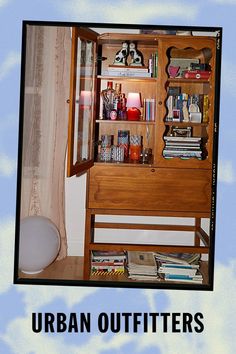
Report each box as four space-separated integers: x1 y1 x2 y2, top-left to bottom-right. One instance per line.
102 65 152 78
91 251 126 275
163 136 202 159
154 252 203 284
126 251 159 281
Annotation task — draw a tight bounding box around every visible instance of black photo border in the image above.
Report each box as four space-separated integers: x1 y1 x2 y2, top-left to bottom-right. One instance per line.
14 20 222 291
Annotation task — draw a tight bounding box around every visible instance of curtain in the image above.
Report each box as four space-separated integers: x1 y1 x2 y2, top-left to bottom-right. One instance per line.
20 25 71 259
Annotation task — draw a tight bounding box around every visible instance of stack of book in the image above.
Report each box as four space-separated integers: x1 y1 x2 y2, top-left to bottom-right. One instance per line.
163 135 202 159
183 70 211 80
126 251 159 281
148 52 158 77
102 65 152 78
183 62 211 80
165 87 209 124
91 251 126 275
154 252 203 284
143 98 155 121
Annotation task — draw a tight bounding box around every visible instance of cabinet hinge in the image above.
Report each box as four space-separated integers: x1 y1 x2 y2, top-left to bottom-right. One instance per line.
97 56 107 62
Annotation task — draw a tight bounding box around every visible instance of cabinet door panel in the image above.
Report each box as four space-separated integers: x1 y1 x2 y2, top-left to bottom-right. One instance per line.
67 27 98 177
88 165 211 213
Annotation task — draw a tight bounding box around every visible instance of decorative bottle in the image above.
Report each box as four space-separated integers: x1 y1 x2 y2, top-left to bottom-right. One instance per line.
101 81 115 120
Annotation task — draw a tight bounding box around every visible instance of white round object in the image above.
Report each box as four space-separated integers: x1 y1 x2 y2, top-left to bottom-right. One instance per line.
19 216 60 274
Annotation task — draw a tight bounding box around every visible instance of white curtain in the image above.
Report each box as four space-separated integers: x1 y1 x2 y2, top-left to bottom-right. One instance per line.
20 25 71 259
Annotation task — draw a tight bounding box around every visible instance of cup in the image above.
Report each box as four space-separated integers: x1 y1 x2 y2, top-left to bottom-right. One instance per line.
130 145 141 161
130 135 142 161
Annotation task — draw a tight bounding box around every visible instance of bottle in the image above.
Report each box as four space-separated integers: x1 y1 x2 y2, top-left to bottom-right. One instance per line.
119 93 127 120
113 83 122 118
101 81 115 120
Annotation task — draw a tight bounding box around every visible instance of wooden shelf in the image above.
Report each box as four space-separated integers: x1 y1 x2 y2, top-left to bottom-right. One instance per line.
98 32 160 45
98 75 157 82
96 119 155 125
94 161 153 167
167 78 210 84
164 121 208 127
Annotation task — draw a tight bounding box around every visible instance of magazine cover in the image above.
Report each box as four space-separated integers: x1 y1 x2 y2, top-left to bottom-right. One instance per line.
0 1 235 353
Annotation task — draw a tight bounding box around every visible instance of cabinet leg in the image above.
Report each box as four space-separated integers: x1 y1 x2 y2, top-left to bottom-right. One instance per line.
83 209 95 280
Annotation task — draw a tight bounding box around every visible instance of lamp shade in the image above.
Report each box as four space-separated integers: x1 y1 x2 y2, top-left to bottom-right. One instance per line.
79 90 92 106
126 92 141 108
19 216 60 274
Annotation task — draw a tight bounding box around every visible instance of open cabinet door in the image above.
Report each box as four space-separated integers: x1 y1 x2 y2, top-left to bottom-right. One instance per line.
67 27 98 177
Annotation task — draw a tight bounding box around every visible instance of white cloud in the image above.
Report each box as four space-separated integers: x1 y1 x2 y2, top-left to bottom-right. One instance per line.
211 0 236 3
60 0 198 23
0 217 15 294
138 260 236 354
218 160 235 183
0 0 10 7
0 51 21 82
221 57 236 97
1 316 134 354
0 152 16 176
17 285 99 314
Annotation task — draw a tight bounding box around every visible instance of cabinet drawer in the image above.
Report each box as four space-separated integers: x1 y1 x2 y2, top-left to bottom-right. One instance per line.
88 165 212 213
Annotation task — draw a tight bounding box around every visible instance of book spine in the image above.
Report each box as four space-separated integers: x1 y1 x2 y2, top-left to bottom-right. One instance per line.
202 95 209 123
184 70 211 79
165 274 202 280
91 270 124 276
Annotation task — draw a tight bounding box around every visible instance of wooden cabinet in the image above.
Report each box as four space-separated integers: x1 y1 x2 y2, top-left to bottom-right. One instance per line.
67 25 221 287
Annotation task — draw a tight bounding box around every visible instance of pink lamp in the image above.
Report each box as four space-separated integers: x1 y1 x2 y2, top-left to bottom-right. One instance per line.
127 92 142 121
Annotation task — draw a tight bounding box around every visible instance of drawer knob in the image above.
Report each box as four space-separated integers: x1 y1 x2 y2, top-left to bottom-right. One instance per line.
158 101 162 105
151 168 155 172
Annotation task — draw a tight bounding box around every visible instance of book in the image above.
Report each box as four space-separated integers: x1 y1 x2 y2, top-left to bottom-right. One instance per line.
91 265 124 272
91 261 124 266
126 251 159 280
158 265 199 276
202 95 209 123
101 70 152 77
159 262 199 269
108 65 149 72
91 269 124 276
92 250 126 260
165 144 201 149
164 136 201 143
163 151 202 158
163 273 203 284
183 70 211 80
144 98 155 121
154 252 201 265
91 251 126 274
